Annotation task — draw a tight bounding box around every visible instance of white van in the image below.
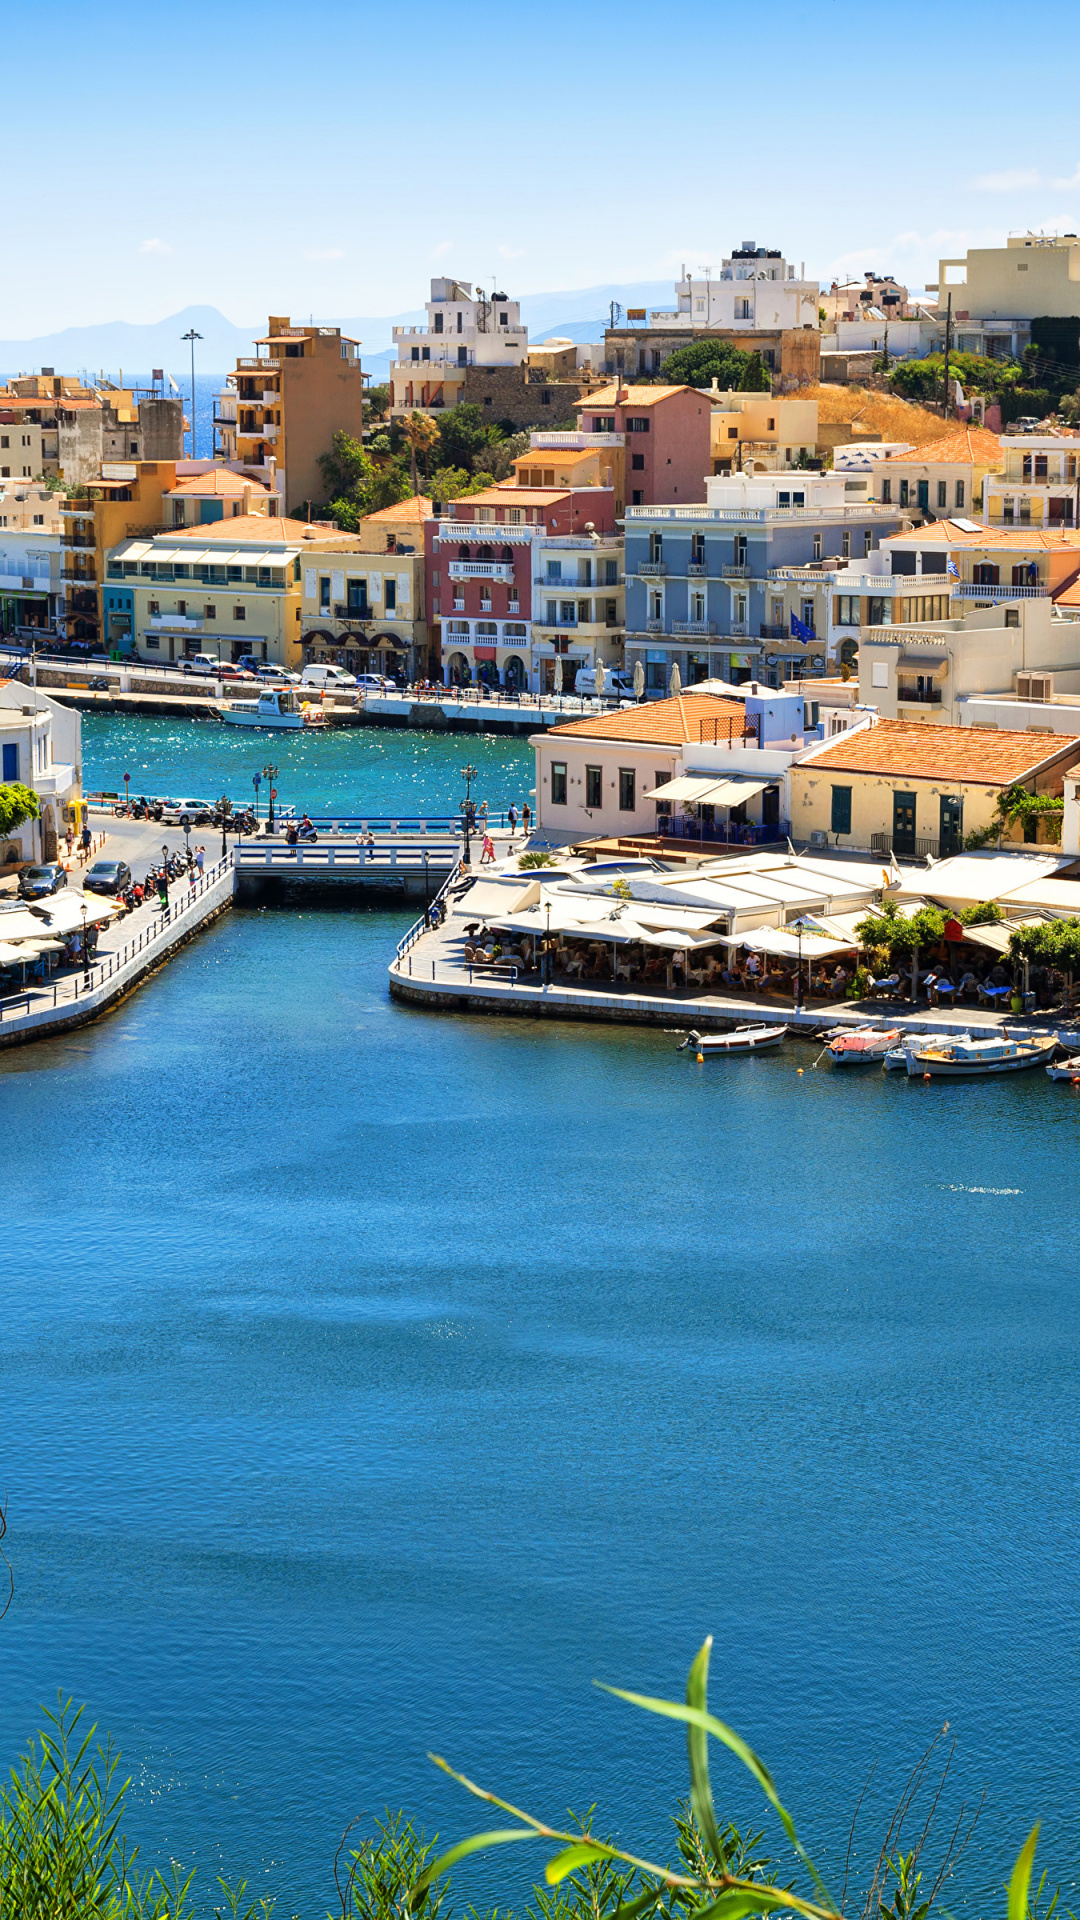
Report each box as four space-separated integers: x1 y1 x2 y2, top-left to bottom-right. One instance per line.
301 664 358 690
574 667 636 698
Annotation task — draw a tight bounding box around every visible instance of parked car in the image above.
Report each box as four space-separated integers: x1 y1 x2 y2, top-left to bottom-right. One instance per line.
1011 416 1044 434
18 863 68 899
255 665 300 683
354 673 398 692
161 797 216 825
180 654 222 676
574 667 636 698
84 859 132 896
217 663 258 682
301 663 358 689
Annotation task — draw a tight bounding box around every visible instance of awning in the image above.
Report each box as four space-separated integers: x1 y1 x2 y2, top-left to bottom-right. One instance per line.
454 880 540 920
644 776 726 803
897 653 948 674
0 941 27 962
742 927 857 959
636 928 726 951
707 776 773 805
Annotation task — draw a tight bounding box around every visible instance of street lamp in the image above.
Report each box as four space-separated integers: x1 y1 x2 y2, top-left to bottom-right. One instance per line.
181 327 203 459
263 762 279 834
80 897 90 985
220 792 230 860
460 762 477 866
252 771 261 823
422 848 431 923
545 899 552 983
123 770 131 815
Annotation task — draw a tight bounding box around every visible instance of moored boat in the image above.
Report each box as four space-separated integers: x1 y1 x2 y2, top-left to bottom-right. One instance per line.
883 1032 973 1071
825 1025 901 1065
906 1033 1057 1077
680 1025 787 1055
1046 1053 1080 1082
221 690 325 730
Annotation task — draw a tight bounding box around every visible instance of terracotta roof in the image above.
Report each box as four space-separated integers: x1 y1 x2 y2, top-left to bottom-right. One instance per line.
1052 575 1080 607
886 520 1080 548
803 717 1080 784
456 487 570 507
167 470 272 496
883 426 1002 466
361 494 433 524
574 385 698 410
548 692 747 746
169 514 335 544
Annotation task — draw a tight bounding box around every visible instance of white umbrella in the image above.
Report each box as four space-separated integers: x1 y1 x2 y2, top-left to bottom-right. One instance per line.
594 657 606 699
553 654 563 695
669 661 682 697
633 660 645 701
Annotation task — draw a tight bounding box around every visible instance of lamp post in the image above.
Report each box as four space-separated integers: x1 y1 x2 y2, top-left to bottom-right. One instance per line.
252 771 261 823
123 770 131 815
545 899 552 984
80 897 90 985
422 848 430 923
263 762 279 834
220 793 230 860
460 761 477 866
181 327 203 458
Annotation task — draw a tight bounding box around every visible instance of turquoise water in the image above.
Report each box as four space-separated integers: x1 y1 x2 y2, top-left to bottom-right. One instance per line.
81 710 534 817
4 721 1080 1914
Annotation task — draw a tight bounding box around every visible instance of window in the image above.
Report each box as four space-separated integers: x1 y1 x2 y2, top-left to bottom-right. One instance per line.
545 600 558 624
631 490 643 505
385 579 396 612
842 531 851 558
234 605 245 620
735 297 752 319
605 558 618 584
627 417 650 433
631 452 645 470
177 600 187 615
813 534 822 560
955 480 965 509
830 786 852 836
899 479 910 507
937 480 947 509
691 592 705 621
881 477 892 503
836 595 860 626
546 560 562 580
433 311 443 333
559 601 576 624
917 480 930 509
456 311 462 333
0 437 6 449
319 576 330 609
205 604 217 617
1005 607 1020 628
868 595 889 625
649 533 663 562
551 761 567 805
691 533 704 564
618 768 635 811
540 391 550 406
585 765 602 808
973 563 1000 585
2 743 18 781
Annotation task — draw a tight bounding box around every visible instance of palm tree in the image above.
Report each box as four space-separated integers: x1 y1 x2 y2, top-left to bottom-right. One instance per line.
403 412 440 494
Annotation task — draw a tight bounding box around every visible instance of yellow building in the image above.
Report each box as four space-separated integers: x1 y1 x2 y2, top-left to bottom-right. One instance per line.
709 391 819 472
932 235 1080 357
512 436 623 510
876 426 1002 518
216 316 364 516
61 460 179 645
300 495 433 681
791 715 1080 855
983 435 1080 530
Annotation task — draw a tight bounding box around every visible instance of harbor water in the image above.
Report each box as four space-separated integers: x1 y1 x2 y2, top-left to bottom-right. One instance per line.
3 718 1080 1914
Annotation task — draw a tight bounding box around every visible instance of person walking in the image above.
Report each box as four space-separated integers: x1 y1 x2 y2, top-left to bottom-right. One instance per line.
507 802 518 836
195 845 205 876
480 832 496 865
65 823 75 859
80 822 92 862
286 821 299 854
521 800 531 834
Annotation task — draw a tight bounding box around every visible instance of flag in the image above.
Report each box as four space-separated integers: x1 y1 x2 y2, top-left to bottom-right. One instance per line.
790 612 815 644
947 558 960 578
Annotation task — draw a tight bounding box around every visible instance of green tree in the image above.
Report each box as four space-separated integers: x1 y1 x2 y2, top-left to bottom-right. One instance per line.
0 782 39 837
434 405 503 473
318 430 374 502
364 383 392 425
657 342 770 391
429 466 496 502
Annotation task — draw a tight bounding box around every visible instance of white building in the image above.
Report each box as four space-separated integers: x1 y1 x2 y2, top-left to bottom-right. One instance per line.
391 278 528 415
983 434 1080 531
650 246 819 334
0 480 64 639
0 681 82 862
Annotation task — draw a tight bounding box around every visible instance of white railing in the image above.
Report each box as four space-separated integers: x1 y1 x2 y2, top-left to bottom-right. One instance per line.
671 621 716 636
529 431 625 450
448 561 515 581
952 583 1048 599
236 358 280 370
435 522 539 544
625 505 899 523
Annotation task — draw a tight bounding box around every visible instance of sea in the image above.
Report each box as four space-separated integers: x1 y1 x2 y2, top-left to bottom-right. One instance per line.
3 716 1080 1916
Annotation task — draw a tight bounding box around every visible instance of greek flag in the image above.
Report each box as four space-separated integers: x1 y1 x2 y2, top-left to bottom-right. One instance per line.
947 558 960 578
790 612 815 644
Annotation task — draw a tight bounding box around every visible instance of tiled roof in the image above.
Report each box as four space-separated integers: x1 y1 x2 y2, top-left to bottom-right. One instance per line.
548 692 747 746
886 520 1080 548
1052 575 1080 607
574 385 698 410
361 495 433 524
883 426 1002 466
168 470 272 495
803 717 1079 784
169 514 339 544
456 486 570 506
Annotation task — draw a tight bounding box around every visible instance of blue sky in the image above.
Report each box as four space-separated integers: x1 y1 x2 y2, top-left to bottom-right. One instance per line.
7 0 1080 334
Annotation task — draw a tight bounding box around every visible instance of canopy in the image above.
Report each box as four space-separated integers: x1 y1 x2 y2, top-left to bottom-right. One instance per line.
0 941 27 963
454 879 539 920
643 776 727 802
742 926 856 959
563 917 648 945
636 929 726 952
705 776 772 805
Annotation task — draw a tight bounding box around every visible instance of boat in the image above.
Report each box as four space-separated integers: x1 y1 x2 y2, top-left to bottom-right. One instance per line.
220 690 326 730
679 1025 787 1055
883 1031 973 1071
824 1025 901 1064
906 1033 1058 1077
1046 1054 1080 1082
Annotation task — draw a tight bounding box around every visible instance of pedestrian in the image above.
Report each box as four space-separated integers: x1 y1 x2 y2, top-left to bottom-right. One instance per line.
80 822 92 861
65 824 74 859
286 822 299 853
195 845 205 875
480 832 496 865
507 802 518 835
522 801 531 834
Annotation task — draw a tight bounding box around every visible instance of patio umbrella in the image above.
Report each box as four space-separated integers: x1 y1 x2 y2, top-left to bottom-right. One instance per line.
595 657 606 699
633 660 645 701
553 654 563 695
669 661 682 697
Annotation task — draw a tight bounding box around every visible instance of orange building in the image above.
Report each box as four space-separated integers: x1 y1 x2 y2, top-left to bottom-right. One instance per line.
216 317 364 517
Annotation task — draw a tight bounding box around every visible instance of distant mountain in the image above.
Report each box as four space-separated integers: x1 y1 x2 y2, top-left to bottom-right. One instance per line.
0 282 679 383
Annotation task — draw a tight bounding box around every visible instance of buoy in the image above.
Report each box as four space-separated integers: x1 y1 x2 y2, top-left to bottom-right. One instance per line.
796 1067 804 1075
923 1072 931 1082
696 1052 704 1063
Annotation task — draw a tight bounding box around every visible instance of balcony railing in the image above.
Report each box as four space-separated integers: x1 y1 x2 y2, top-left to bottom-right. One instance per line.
687 561 708 576
723 562 751 578
236 358 280 370
871 832 940 859
898 686 943 705
637 560 666 575
333 604 371 621
529 431 625 450
646 618 662 632
758 624 790 640
449 561 515 582
952 582 1047 599
671 620 716 636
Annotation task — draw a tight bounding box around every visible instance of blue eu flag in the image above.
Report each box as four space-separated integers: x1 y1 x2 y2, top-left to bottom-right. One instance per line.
790 612 816 643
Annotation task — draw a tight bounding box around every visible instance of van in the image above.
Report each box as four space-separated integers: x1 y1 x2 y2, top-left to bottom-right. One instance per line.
301 663 358 690
180 653 221 677
574 666 636 698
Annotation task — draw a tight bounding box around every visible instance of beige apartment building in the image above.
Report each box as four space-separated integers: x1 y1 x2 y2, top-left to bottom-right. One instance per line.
215 316 365 516
301 495 433 682
932 234 1080 357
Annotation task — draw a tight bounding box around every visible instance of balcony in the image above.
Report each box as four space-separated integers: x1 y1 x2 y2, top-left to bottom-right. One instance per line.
334 604 371 622
62 557 96 581
530 430 625 450
148 614 202 631
61 529 95 549
508 600 520 614
758 624 790 640
723 563 751 578
453 598 465 611
480 599 492 612
727 622 750 636
871 832 940 860
687 561 708 576
261 424 278 442
646 618 662 632
898 685 943 705
236 358 280 371
671 621 716 636
952 582 1047 599
637 561 666 575
448 560 515 582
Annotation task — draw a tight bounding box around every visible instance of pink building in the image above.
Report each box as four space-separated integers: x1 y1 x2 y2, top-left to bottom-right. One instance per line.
573 383 712 507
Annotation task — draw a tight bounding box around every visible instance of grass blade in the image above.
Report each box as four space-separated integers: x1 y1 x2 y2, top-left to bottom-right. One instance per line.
1007 1824 1040 1920
408 1828 535 1905
686 1638 726 1870
544 1843 613 1884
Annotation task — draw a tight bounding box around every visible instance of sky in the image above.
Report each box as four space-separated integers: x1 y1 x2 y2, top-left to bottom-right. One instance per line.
7 0 1080 337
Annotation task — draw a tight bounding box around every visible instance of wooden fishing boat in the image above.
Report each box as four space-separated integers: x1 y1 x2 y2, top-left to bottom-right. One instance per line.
906 1033 1057 1078
1046 1053 1080 1082
824 1025 901 1065
679 1025 787 1055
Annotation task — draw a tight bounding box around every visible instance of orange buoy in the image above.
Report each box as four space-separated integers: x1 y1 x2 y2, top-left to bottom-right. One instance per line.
923 1072 931 1082
696 1051 704 1063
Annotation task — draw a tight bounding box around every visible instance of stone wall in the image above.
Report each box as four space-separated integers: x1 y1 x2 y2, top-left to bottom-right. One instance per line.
460 365 590 429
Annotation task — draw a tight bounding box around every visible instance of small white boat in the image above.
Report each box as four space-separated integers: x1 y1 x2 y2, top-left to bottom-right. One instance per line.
1047 1054 1080 1082
883 1031 973 1071
825 1025 901 1065
680 1025 787 1055
906 1032 1057 1077
221 690 325 730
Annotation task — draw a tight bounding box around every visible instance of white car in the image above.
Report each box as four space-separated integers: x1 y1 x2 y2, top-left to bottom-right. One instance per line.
355 673 398 692
162 797 217 824
301 663 357 690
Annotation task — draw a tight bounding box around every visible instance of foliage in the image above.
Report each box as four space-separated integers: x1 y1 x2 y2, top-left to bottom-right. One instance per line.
854 901 946 958
888 353 1019 401
657 342 770 392
403 413 441 492
517 852 557 869
318 431 412 527
430 467 496 502
487 432 532 482
958 902 1003 925
319 430 373 502
32 472 67 492
1007 916 1080 971
434 406 504 475
364 384 392 424
0 1697 267 1920
334 1812 448 1920
0 781 40 836
994 785 1063 839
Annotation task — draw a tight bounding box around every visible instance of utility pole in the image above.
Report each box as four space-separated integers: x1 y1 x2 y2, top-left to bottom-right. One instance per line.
182 327 203 458
941 293 952 417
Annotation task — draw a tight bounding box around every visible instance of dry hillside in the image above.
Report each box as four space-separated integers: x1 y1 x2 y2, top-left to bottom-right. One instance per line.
810 383 945 447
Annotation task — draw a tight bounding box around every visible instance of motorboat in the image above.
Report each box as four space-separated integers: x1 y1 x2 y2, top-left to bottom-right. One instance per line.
824 1025 901 1065
221 689 325 730
883 1031 973 1071
1047 1054 1080 1083
906 1033 1057 1077
679 1025 787 1055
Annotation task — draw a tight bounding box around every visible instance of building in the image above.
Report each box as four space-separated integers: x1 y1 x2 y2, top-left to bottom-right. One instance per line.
103 514 338 667
0 373 183 485
0 680 82 862
216 317 364 515
60 461 180 646
529 524 624 694
881 519 1080 607
573 384 712 508
603 246 821 389
427 482 617 691
876 426 1002 520
790 715 1080 857
530 689 810 844
622 469 900 693
982 433 1080 530
390 278 600 427
821 274 917 325
300 494 433 683
162 467 281 529
819 277 942 367
0 480 64 638
857 597 1080 726
708 390 821 473
931 234 1080 359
